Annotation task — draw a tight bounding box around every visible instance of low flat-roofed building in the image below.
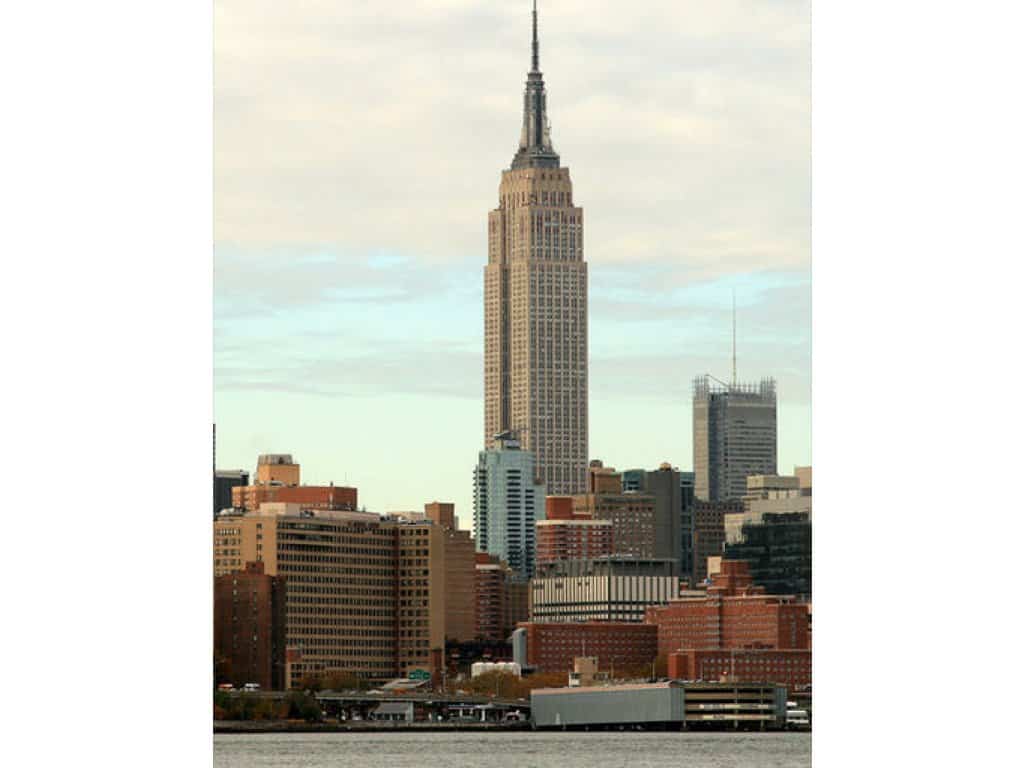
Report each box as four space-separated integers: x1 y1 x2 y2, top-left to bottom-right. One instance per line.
517 621 658 675
531 681 786 730
371 701 414 722
533 682 683 728
668 648 811 688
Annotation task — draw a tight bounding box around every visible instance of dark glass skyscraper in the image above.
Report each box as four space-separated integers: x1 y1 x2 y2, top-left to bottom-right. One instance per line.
724 512 811 599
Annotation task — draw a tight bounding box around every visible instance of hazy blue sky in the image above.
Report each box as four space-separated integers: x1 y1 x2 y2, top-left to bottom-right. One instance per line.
214 0 811 525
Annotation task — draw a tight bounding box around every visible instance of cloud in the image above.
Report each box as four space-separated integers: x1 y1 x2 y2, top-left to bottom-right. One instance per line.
214 246 481 317
213 1 812 499
214 0 810 277
216 337 481 399
215 248 809 405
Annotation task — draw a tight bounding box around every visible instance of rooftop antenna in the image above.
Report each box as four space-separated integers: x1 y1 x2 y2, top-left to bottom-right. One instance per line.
531 1 540 72
731 289 737 387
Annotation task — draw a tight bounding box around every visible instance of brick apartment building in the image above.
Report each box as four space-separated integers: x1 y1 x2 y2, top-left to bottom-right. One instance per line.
516 621 659 675
645 560 810 657
535 496 613 566
573 462 658 560
474 553 529 641
213 561 286 690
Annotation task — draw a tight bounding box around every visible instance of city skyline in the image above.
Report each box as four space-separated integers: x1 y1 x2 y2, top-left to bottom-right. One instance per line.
214 0 811 522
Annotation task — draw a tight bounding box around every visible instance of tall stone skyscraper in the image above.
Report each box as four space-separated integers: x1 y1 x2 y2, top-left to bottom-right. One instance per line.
693 375 778 502
484 2 588 495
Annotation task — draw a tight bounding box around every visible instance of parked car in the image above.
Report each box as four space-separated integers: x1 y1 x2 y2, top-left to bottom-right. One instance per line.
242 682 261 692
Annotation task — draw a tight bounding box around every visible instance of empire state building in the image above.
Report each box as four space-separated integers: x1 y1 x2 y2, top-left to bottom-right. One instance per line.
484 2 588 495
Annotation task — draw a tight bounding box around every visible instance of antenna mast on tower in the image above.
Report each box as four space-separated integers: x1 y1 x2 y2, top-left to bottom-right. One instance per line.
732 290 737 387
531 0 539 72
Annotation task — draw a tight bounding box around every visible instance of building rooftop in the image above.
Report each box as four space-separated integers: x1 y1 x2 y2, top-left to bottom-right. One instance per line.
533 682 677 696
693 375 776 400
257 454 295 465
535 518 612 527
248 503 380 523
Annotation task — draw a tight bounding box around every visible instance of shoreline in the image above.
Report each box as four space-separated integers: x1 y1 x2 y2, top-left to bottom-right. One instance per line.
215 720 530 733
215 720 808 735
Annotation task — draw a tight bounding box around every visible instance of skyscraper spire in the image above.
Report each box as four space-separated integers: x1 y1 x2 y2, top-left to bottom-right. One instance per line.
487 0 587 498
531 0 540 72
512 1 559 169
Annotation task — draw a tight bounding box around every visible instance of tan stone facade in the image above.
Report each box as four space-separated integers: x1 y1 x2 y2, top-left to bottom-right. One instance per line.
213 504 465 683
395 522 445 677
484 15 588 496
425 502 476 643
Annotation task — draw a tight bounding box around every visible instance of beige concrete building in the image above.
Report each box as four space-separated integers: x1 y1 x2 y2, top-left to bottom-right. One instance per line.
425 502 476 643
484 4 587 495
795 466 812 494
530 557 679 623
213 504 461 683
725 470 813 544
392 515 446 678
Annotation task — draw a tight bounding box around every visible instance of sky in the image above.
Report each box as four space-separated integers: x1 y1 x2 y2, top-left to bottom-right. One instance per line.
214 0 811 525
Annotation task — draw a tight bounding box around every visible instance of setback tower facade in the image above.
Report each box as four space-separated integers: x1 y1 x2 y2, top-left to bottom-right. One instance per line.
484 2 588 495
693 376 778 502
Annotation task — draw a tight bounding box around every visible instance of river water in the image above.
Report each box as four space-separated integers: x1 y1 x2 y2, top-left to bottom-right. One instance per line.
214 731 811 767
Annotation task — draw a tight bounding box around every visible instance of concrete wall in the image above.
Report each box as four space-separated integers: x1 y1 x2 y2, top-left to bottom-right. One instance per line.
532 684 683 727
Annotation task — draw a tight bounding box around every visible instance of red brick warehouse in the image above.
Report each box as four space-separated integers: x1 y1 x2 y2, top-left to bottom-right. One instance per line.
517 621 658 674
